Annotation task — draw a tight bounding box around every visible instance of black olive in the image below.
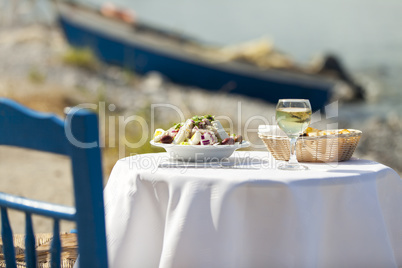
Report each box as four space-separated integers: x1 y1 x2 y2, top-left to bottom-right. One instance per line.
160 135 174 144
221 137 235 145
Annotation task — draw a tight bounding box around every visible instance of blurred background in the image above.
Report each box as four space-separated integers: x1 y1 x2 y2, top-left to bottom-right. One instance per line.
0 0 401 231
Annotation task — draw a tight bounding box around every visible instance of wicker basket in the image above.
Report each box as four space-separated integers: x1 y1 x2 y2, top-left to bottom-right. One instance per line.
259 129 362 162
0 233 77 268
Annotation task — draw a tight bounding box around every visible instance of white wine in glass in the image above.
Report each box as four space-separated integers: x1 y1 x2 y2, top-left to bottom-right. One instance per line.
276 99 312 170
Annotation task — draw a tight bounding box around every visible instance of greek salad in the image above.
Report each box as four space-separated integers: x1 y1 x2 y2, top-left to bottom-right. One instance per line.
153 115 243 145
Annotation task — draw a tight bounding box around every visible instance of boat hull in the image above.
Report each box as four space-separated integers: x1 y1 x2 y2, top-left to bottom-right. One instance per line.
57 4 333 111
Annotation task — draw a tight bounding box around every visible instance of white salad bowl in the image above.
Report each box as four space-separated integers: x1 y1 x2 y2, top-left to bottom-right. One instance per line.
150 141 250 162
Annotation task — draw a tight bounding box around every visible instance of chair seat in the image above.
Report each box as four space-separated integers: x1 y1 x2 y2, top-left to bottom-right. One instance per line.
0 233 78 268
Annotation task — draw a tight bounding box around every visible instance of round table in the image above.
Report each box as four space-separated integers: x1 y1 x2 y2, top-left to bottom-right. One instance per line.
104 151 402 268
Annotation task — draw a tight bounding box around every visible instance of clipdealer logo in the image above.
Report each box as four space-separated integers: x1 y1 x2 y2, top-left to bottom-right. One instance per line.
63 100 341 168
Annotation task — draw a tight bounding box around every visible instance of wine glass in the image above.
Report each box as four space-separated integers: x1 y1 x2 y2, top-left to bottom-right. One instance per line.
275 99 312 170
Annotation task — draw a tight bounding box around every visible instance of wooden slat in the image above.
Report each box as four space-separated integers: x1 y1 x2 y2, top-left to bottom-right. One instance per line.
0 98 68 155
0 193 76 221
25 213 37 268
50 220 61 268
1 207 17 268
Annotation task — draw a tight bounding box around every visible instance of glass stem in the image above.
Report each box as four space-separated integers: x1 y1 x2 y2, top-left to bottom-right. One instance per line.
289 137 299 165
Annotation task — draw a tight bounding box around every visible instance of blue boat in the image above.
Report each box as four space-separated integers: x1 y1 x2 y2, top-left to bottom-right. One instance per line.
55 1 349 111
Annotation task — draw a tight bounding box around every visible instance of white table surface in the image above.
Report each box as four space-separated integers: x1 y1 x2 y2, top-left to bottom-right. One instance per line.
104 151 402 268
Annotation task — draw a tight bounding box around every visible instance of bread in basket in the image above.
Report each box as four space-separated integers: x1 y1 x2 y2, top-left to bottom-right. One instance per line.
258 125 362 162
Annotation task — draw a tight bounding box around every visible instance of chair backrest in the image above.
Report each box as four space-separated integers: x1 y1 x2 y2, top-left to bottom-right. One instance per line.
0 98 108 268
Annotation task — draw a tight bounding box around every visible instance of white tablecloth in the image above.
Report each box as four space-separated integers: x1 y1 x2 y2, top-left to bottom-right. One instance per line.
104 151 402 268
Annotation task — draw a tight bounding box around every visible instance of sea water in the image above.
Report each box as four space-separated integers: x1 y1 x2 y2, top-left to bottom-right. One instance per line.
104 0 402 119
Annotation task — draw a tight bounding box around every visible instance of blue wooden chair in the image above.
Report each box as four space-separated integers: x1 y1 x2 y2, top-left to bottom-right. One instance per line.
0 98 108 267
